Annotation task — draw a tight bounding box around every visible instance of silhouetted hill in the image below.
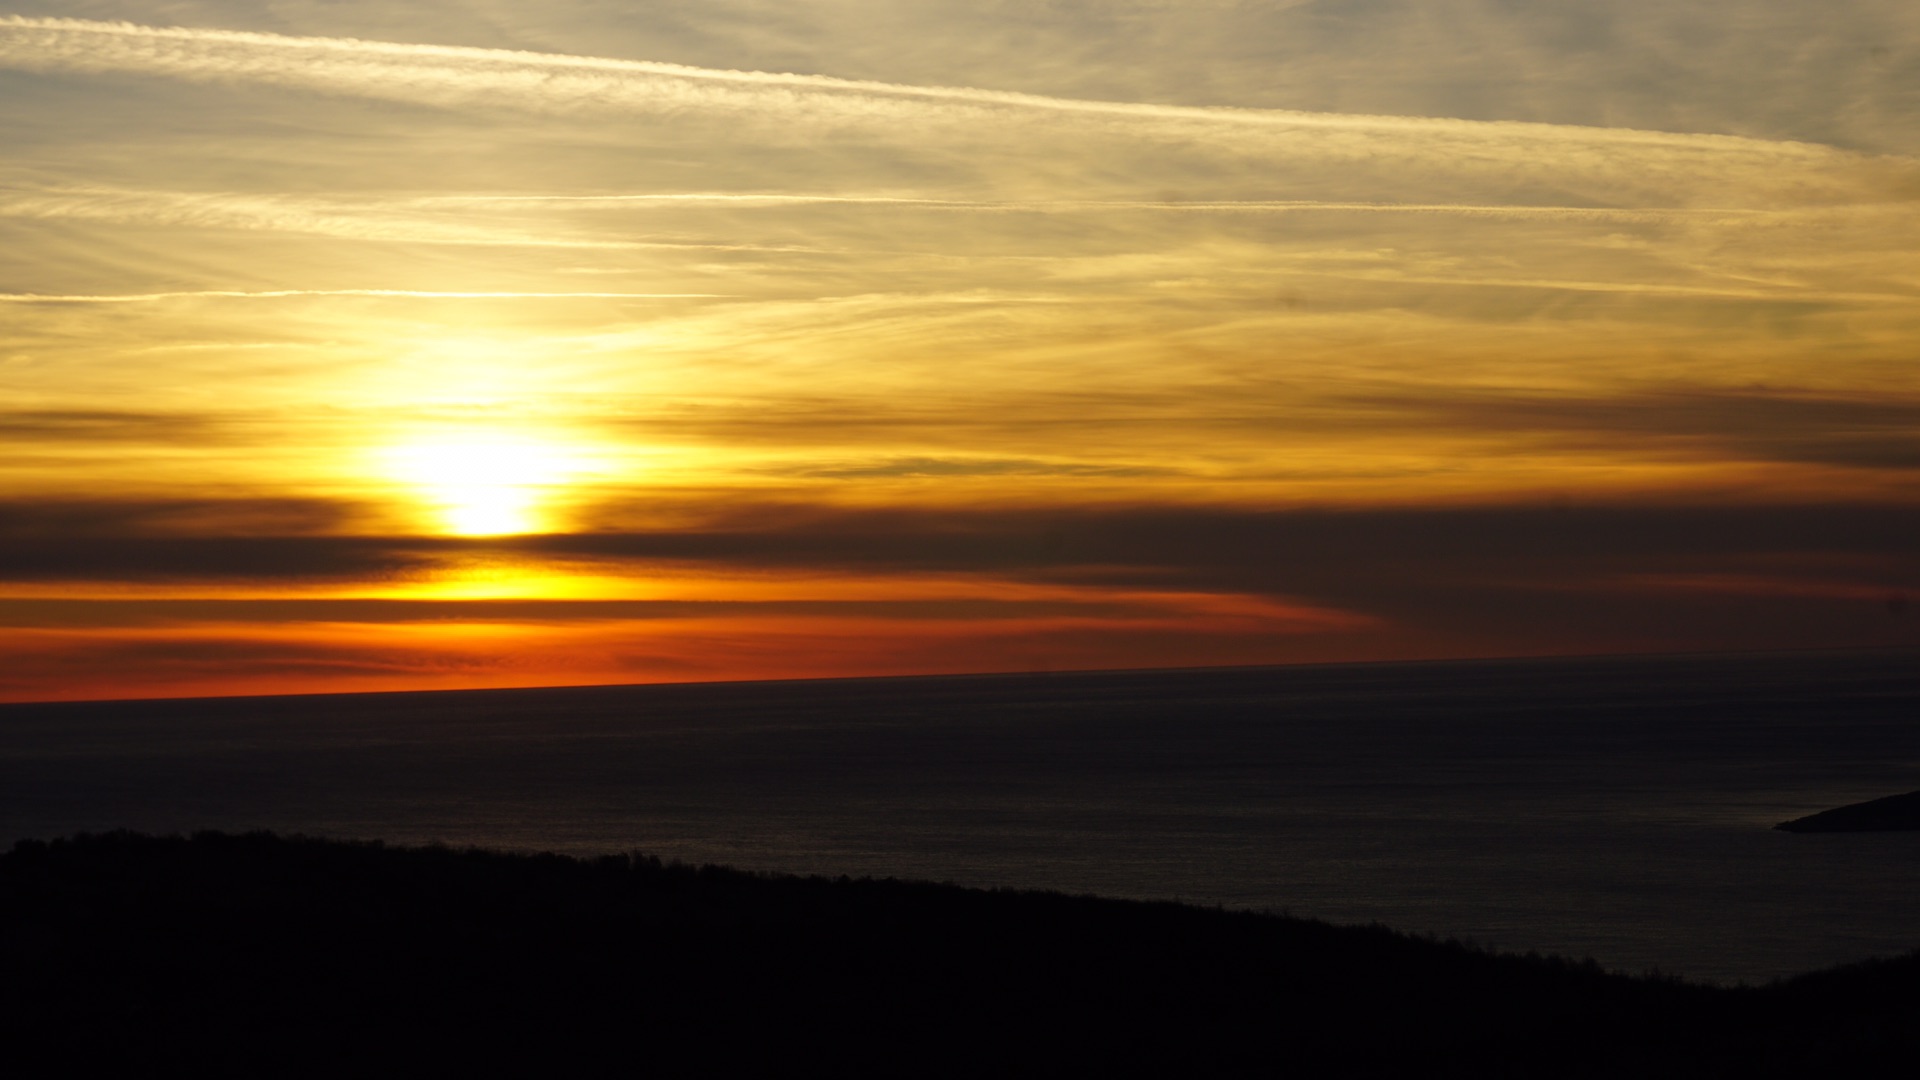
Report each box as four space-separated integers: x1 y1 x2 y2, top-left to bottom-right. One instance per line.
1776 789 1920 831
3 832 1916 1077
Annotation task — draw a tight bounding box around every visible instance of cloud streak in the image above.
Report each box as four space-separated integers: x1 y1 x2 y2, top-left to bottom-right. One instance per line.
0 15 1815 141
0 15 1899 209
1342 390 1920 471
0 289 729 303
6 498 1913 590
0 498 1910 701
0 183 829 252
421 193 1772 222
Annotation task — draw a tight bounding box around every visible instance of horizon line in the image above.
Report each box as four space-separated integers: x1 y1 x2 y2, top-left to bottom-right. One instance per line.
4 642 1908 709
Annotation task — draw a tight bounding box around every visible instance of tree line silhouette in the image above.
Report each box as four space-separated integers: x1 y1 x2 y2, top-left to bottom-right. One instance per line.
2 831 1914 1076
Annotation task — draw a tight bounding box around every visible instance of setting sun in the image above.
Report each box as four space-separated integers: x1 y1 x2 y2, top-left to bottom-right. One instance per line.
384 435 588 536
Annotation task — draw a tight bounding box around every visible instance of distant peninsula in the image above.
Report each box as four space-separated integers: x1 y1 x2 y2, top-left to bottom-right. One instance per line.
5 831 1919 1075
1775 789 1920 832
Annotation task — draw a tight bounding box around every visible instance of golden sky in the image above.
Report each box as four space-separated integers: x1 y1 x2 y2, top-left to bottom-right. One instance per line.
1 2 1916 701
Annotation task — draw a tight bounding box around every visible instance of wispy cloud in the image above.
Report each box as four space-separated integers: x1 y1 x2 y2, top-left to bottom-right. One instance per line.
0 183 830 252
0 496 365 541
0 289 730 303
5 15 1809 142
789 456 1178 480
424 192 1773 222
1342 389 1920 471
0 16 1900 209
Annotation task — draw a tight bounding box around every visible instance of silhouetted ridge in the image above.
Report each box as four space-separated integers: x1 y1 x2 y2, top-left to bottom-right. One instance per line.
3 832 1916 1076
1775 789 1920 831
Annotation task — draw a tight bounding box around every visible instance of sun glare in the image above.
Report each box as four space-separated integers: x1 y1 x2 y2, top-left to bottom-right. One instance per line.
385 435 587 536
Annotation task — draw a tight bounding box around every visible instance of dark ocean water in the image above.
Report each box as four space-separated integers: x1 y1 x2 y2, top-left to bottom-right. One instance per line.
3 649 1916 985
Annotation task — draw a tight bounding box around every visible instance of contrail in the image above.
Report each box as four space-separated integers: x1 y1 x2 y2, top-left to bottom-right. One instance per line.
0 289 731 303
421 192 1769 223
8 183 1768 227
0 15 1863 166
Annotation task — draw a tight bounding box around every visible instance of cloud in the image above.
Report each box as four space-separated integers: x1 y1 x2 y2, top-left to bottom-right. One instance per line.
11 3 1911 152
0 409 230 444
1313 388 1920 468
0 596 1186 628
0 497 367 537
0 289 730 303
0 626 523 700
792 456 1176 480
0 15 1900 212
0 608 1381 703
1342 389 1920 471
0 184 620 248
0 536 441 582
0 182 830 253
526 499 1920 578
0 498 424 580
6 497 1913 598
2 497 1910 701
19 184 1769 226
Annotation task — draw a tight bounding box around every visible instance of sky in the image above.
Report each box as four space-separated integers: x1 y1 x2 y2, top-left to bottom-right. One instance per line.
1 1 1915 702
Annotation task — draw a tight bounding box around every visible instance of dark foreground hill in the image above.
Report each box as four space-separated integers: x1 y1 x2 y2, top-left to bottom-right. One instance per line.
1776 789 1920 831
2 833 1915 1077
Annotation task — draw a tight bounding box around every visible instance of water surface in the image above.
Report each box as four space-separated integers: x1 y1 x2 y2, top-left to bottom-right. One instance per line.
4 649 1916 984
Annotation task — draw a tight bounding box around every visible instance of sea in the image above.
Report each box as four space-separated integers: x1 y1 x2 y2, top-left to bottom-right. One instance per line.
3 649 1916 986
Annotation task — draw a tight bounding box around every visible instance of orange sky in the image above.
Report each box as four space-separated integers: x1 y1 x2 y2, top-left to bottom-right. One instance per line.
1 5 1916 701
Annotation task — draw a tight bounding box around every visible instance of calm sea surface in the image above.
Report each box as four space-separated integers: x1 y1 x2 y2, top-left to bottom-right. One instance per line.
3 650 1916 985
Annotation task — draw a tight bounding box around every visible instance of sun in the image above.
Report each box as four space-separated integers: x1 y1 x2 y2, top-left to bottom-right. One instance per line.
384 434 586 536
